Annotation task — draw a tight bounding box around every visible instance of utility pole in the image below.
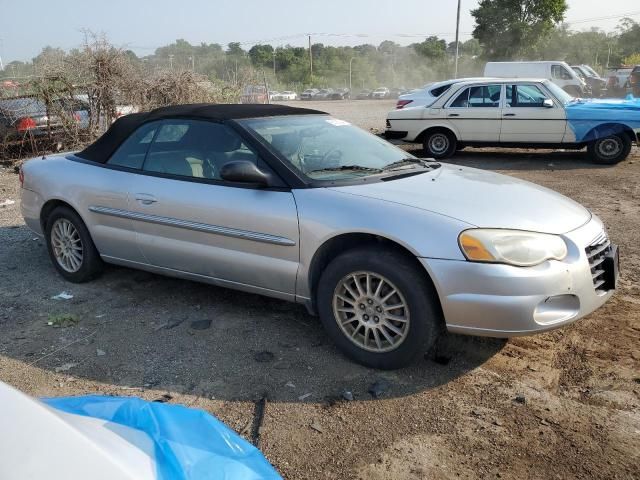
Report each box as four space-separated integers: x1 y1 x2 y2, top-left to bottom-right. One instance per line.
273 50 277 78
308 35 313 82
454 0 461 79
188 55 195 71
349 57 356 92
168 54 174 70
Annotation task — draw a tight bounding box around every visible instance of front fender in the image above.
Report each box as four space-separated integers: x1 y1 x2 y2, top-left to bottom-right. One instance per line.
293 188 472 299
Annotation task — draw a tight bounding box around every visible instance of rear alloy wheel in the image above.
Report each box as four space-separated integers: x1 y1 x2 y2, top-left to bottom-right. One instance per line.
317 247 441 369
588 134 632 165
45 206 104 282
423 130 456 159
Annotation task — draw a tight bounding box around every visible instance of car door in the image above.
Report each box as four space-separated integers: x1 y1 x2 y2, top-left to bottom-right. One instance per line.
499 83 567 143
84 121 160 263
127 119 300 298
444 84 503 142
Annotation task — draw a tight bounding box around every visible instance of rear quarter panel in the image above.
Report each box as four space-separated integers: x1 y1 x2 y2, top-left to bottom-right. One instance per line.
21 154 143 261
388 109 460 142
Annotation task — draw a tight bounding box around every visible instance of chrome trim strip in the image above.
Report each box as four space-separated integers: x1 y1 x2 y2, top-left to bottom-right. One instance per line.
89 206 296 246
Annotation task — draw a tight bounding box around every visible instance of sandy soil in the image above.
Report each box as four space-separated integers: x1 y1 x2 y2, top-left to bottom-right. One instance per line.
0 100 638 479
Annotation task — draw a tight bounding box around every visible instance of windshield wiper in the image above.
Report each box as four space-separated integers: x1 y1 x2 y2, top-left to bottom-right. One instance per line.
381 158 435 172
306 165 383 174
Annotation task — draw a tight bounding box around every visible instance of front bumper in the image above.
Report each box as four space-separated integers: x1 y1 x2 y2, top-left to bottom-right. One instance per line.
421 217 616 337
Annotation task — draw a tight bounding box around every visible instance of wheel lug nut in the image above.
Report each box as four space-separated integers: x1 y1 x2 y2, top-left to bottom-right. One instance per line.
374 316 379 322
363 314 369 320
376 306 382 312
367 299 373 305
359 304 365 310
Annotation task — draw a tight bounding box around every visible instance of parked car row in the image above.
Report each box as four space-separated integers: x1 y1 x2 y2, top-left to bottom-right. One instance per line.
297 88 351 100
386 77 640 165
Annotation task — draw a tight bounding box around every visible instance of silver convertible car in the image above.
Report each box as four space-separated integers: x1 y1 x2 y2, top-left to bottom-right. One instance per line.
20 104 619 369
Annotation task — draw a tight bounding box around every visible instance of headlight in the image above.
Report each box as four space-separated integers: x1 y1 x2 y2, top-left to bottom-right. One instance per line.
458 229 567 267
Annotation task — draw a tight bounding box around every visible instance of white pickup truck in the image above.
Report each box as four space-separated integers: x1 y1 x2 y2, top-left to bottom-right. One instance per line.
385 78 640 165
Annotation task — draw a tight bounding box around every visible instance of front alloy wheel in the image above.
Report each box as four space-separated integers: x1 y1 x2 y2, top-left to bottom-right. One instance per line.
333 272 410 353
317 247 442 369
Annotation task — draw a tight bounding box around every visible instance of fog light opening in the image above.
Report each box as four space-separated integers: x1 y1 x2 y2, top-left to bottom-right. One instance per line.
533 295 580 325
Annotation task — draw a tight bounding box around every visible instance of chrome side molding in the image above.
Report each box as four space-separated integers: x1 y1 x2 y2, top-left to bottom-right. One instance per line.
88 206 296 246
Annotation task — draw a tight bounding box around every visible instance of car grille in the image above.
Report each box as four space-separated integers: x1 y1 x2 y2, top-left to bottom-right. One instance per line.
585 231 611 292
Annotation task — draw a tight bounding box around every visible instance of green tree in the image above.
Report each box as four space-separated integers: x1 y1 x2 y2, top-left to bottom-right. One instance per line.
618 18 640 60
227 42 244 57
248 44 274 67
623 53 640 66
472 0 568 60
413 36 447 59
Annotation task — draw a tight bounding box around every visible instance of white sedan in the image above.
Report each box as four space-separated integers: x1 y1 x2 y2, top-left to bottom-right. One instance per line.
396 78 492 109
386 78 640 165
275 91 297 101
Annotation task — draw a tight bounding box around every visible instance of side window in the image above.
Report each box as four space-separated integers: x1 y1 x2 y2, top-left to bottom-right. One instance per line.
551 65 572 80
107 121 159 169
450 85 501 108
467 85 501 107
430 84 453 97
506 84 549 107
142 119 260 181
450 88 471 107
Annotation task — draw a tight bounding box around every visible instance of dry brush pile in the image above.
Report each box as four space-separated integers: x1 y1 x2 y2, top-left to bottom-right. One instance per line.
0 34 242 162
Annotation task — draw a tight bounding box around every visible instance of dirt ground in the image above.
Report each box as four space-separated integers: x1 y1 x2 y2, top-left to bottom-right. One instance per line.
0 99 638 479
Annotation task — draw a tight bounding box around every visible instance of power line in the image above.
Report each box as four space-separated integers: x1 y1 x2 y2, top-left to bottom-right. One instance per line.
564 10 640 25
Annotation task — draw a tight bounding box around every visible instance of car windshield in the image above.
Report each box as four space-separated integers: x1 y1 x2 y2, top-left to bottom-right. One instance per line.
583 65 599 77
241 115 426 181
543 80 574 104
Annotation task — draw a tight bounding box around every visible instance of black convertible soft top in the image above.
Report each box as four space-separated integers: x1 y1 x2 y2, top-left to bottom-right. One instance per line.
77 103 327 164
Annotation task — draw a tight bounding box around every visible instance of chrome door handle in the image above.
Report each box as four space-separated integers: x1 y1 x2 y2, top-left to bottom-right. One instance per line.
135 194 157 205
448 113 460 117
503 113 516 117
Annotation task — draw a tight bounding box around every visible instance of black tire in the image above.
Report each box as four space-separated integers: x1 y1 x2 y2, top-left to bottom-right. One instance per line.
587 134 632 165
45 206 104 283
317 247 442 369
422 129 457 159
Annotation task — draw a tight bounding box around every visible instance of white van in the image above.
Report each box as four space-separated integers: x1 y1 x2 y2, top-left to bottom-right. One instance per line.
484 61 587 96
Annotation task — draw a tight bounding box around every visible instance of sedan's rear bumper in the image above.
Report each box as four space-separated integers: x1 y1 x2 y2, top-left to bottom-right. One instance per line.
421 217 615 337
384 130 409 140
20 187 44 236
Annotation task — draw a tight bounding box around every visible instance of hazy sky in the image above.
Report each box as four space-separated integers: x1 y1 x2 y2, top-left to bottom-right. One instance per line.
1 0 639 62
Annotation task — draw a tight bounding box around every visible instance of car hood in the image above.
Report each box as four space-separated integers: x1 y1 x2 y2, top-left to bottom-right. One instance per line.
566 97 640 111
328 164 591 234
565 98 640 141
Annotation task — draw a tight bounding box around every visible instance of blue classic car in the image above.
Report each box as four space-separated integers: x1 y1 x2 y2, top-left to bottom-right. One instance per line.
386 78 640 164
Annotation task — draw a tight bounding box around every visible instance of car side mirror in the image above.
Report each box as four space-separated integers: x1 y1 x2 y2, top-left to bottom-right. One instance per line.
543 99 554 108
220 161 272 187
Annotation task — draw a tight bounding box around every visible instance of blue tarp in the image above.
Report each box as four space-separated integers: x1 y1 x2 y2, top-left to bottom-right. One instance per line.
43 395 281 480
565 97 640 142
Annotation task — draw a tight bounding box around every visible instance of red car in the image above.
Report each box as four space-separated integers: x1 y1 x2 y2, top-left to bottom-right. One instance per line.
240 85 268 104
